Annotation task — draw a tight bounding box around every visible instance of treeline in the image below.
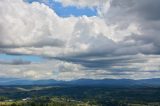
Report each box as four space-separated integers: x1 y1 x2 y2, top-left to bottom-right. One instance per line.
0 96 90 106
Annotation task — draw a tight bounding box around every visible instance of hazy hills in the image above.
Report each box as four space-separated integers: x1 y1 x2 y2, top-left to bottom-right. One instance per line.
0 78 160 87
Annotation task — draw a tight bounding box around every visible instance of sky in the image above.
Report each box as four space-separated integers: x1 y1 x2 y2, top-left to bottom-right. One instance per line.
0 0 160 80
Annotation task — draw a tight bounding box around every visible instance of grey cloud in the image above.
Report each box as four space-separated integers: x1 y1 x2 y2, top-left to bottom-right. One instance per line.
1 0 160 80
0 38 65 48
93 72 132 76
65 1 160 59
31 38 65 48
53 55 147 70
1 0 160 58
104 0 160 23
0 59 31 65
133 0 160 21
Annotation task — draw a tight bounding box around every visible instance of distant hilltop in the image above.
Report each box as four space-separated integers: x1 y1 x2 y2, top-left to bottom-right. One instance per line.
1 78 160 87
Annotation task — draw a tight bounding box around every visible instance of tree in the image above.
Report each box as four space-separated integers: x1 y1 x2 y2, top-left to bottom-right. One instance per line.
11 103 17 106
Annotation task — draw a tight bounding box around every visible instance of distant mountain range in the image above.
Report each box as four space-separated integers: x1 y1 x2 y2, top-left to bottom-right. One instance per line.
0 78 160 87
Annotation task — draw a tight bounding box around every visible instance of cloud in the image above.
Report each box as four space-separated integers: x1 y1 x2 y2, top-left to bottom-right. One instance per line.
54 0 103 8
64 0 160 57
0 0 160 80
0 0 76 49
0 59 31 65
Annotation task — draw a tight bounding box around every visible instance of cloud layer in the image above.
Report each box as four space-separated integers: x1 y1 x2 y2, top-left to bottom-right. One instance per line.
0 0 160 80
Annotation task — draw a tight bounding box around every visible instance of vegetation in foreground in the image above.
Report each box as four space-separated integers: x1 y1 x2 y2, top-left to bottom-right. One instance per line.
0 85 160 106
0 96 91 106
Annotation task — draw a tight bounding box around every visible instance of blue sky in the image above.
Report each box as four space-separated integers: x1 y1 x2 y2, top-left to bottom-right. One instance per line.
26 0 97 17
0 54 43 62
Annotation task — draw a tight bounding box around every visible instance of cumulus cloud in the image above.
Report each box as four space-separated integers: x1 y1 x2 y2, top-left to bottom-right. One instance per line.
0 0 160 80
59 0 160 57
0 0 76 49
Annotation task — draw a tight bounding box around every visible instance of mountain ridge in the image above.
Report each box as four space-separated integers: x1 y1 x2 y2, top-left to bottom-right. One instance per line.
0 78 160 86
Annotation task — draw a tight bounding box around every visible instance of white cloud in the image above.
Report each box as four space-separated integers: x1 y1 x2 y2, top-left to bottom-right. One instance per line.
0 0 160 80
54 0 103 8
0 0 77 49
0 0 118 58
